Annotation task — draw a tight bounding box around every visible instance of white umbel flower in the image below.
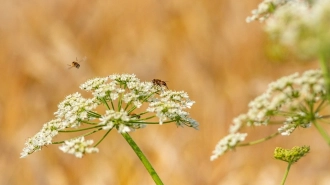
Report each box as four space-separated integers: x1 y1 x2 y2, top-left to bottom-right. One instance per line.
21 73 199 158
59 137 99 158
210 133 248 160
20 119 65 158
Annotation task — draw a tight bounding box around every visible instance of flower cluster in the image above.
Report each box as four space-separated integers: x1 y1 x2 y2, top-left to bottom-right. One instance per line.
21 74 198 158
246 0 292 22
147 90 198 128
99 109 142 132
274 145 310 163
54 92 99 128
20 119 64 158
210 133 247 161
211 70 327 160
59 137 99 158
248 0 330 59
232 69 325 133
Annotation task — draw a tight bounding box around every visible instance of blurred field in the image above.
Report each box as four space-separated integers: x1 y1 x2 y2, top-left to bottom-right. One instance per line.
0 0 328 185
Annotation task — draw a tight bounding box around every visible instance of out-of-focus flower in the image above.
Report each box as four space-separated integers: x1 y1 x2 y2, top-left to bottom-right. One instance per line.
210 133 248 161
211 70 327 159
248 0 330 59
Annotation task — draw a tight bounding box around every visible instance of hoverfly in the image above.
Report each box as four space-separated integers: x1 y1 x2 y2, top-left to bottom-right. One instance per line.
129 113 141 119
152 79 168 89
68 57 87 69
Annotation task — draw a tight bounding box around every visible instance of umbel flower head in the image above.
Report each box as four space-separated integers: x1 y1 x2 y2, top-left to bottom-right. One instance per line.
211 69 328 160
248 0 330 59
21 74 198 158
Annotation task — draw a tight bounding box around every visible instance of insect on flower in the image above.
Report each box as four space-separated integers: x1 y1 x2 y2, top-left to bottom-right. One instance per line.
152 79 168 89
129 113 141 119
68 57 87 69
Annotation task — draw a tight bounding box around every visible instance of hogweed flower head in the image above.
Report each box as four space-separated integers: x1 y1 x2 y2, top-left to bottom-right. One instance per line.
230 69 326 134
21 74 198 158
211 70 328 159
248 0 330 59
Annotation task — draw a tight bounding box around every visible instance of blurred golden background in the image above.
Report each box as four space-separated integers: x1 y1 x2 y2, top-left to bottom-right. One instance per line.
1 0 329 184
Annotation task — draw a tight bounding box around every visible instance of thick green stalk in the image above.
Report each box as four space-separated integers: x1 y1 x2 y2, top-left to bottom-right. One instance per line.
280 163 292 185
319 53 330 102
121 132 164 185
313 120 330 145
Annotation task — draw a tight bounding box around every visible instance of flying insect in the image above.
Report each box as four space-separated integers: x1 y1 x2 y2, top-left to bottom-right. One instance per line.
68 57 86 69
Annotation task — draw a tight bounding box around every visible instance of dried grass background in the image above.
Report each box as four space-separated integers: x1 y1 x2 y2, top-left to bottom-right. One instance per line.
1 0 329 185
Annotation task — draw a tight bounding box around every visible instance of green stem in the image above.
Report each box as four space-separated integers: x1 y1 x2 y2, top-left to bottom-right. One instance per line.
110 100 115 110
124 101 132 111
127 94 155 114
59 125 103 132
319 115 330 119
81 120 98 125
313 120 330 145
87 110 102 118
94 128 113 147
53 127 103 144
281 162 292 185
121 132 164 185
319 53 330 102
142 115 156 120
315 99 327 113
118 93 123 110
102 97 111 110
137 120 175 124
238 132 280 146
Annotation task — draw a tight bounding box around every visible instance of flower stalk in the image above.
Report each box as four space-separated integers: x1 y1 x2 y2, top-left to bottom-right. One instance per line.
319 53 330 102
281 163 291 185
274 146 310 185
121 132 164 185
238 132 280 147
312 120 330 145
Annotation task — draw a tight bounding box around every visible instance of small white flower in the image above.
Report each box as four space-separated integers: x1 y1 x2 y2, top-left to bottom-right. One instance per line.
79 77 109 91
147 90 198 128
229 114 248 133
20 119 64 158
123 92 139 103
92 82 122 99
278 122 296 135
246 0 291 23
117 124 134 133
109 74 140 85
59 137 99 158
210 133 248 161
99 109 131 130
54 93 98 128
